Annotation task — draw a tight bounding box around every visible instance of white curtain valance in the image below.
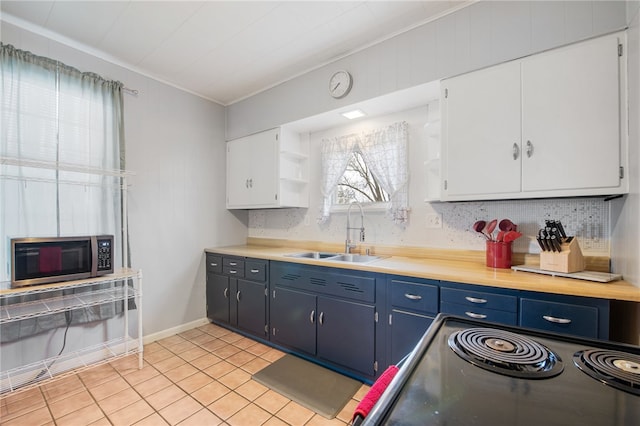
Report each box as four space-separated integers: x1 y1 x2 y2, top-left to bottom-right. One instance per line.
319 121 409 225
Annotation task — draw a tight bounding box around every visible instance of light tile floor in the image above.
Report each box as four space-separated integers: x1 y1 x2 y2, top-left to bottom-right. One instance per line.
0 323 370 426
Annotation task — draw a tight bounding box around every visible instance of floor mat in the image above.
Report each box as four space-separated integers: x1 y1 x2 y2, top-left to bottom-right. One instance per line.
252 354 362 419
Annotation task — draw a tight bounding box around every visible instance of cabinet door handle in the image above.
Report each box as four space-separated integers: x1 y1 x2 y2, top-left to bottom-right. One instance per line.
210 262 218 267
465 296 487 304
248 178 253 188
223 288 229 298
526 140 534 158
250 269 260 274
319 311 324 325
404 293 422 300
512 143 520 160
228 270 237 274
236 291 241 302
465 311 487 319
543 315 571 324
309 310 315 324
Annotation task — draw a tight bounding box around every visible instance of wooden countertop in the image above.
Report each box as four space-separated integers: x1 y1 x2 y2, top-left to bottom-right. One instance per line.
205 244 640 302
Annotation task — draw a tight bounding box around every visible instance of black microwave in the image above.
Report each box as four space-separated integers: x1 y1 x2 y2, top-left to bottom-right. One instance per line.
10 235 114 288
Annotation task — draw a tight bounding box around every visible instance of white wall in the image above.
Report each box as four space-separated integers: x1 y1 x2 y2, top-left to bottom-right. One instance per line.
227 0 628 140
0 22 248 344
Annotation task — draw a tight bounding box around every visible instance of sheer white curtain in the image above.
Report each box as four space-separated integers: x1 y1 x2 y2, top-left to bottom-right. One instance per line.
319 121 409 224
1 44 125 284
319 133 358 223
360 121 409 224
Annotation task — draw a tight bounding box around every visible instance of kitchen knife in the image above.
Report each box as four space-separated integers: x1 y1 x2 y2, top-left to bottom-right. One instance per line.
550 235 562 252
536 236 546 251
556 221 567 239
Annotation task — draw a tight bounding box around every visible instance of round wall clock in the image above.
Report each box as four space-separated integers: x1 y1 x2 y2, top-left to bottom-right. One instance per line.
329 70 353 99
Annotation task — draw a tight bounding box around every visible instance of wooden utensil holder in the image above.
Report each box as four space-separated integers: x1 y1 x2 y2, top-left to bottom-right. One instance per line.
539 237 585 273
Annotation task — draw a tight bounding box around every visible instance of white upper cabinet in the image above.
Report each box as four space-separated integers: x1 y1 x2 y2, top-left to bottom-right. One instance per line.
440 32 627 201
226 127 309 209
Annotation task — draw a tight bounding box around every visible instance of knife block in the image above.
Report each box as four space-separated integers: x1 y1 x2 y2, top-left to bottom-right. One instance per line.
539 238 585 273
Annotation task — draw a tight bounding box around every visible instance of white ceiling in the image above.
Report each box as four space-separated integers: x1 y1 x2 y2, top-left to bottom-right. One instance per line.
1 1 468 105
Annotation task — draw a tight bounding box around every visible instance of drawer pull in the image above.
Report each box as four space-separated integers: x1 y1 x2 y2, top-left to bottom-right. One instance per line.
465 311 487 319
229 262 237 266
223 288 229 298
310 310 315 324
465 296 487 304
543 315 571 324
404 293 422 301
228 270 237 274
250 269 260 274
210 262 218 267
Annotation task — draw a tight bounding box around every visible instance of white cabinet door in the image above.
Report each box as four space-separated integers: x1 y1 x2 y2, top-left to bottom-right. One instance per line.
227 129 278 208
442 60 522 199
441 32 625 201
521 34 622 193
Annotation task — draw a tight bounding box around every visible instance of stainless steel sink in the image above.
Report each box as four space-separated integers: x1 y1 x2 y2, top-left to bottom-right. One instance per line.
284 252 382 263
284 251 341 259
325 254 383 263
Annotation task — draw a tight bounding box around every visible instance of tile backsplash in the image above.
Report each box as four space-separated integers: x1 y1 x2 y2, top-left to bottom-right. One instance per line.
248 197 610 256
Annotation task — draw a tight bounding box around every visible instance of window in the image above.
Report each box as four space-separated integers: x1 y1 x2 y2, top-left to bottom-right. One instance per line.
320 121 409 224
335 151 389 204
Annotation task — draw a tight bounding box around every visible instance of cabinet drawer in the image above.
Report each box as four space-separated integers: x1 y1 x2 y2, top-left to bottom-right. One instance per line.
390 280 438 314
223 258 245 277
440 302 517 326
245 260 267 282
441 287 517 312
520 299 599 339
206 254 222 273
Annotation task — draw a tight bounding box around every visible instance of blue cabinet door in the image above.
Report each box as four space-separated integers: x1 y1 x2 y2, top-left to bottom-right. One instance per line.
317 296 375 377
206 273 230 323
389 310 434 365
270 287 316 355
237 279 267 338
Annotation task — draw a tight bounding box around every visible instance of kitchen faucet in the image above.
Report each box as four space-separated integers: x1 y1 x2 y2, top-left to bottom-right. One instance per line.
345 201 365 253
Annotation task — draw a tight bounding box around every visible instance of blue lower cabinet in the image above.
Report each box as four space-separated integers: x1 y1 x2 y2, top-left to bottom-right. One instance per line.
387 278 438 365
439 281 518 327
440 301 517 325
206 255 268 340
206 272 230 323
236 279 267 337
317 296 375 377
270 286 316 354
389 309 434 364
270 262 379 380
519 295 609 340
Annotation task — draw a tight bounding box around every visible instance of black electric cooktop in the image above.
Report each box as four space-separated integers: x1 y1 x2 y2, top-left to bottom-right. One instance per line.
364 314 640 426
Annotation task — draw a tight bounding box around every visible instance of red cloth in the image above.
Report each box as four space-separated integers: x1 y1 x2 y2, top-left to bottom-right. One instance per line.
352 365 399 422
39 246 62 273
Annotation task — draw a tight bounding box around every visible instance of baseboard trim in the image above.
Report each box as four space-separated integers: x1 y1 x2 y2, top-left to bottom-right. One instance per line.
143 318 210 345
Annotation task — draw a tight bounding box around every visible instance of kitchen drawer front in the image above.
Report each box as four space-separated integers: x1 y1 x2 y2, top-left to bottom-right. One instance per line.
206 254 222 274
390 280 438 314
440 301 517 325
520 299 598 339
270 262 375 303
245 260 267 282
223 257 245 277
440 286 517 312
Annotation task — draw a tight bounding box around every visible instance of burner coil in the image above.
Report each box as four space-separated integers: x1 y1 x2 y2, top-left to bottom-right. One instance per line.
449 328 564 379
574 349 640 396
